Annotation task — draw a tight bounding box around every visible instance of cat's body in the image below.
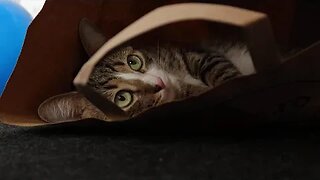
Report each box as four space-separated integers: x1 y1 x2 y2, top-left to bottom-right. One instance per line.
38 19 251 123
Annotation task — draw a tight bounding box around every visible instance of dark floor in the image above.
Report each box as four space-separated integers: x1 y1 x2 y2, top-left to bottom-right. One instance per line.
1 121 320 180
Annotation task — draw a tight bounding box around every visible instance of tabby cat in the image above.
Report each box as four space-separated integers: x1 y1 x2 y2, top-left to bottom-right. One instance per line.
38 19 252 123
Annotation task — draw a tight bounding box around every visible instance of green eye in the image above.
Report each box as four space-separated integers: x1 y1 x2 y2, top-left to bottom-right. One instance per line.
114 91 133 108
127 55 143 71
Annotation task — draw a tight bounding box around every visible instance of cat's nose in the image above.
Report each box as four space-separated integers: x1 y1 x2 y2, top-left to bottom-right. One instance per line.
154 78 166 92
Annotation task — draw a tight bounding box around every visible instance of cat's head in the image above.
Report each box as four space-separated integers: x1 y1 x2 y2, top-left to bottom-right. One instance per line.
88 45 179 117
38 19 184 123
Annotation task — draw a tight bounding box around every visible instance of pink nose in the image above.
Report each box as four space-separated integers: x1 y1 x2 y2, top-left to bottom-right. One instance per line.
155 77 166 90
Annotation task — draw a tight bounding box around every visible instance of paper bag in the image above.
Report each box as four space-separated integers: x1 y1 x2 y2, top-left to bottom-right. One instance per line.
1 0 319 131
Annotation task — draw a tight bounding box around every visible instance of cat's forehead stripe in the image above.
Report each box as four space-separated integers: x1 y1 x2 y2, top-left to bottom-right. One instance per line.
105 64 118 72
104 85 118 90
112 61 125 66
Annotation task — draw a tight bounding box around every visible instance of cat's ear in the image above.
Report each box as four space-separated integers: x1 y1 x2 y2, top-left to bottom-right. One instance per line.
79 18 107 56
38 92 87 123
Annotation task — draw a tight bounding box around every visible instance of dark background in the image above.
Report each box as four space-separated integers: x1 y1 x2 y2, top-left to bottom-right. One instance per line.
1 0 320 179
191 0 320 51
1 122 320 180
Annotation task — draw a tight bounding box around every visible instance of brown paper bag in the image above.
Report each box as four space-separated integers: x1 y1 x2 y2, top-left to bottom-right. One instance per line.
1 0 319 131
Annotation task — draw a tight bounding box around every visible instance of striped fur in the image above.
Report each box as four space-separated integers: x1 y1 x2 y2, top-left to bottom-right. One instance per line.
87 45 242 117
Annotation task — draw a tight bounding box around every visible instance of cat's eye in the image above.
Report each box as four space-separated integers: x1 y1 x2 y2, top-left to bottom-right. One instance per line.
127 55 143 71
114 91 133 108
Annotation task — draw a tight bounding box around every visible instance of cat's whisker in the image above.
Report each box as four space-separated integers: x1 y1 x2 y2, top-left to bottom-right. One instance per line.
153 95 162 106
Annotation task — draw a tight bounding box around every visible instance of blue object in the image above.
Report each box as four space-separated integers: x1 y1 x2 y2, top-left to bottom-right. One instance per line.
0 0 32 96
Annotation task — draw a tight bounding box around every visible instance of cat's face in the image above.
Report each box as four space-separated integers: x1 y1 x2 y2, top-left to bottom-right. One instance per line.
89 46 184 116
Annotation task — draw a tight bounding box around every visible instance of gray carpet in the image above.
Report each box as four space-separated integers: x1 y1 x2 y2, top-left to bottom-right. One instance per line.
1 121 320 180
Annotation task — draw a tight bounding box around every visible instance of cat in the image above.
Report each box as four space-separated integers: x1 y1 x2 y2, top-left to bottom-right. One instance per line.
38 19 252 123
